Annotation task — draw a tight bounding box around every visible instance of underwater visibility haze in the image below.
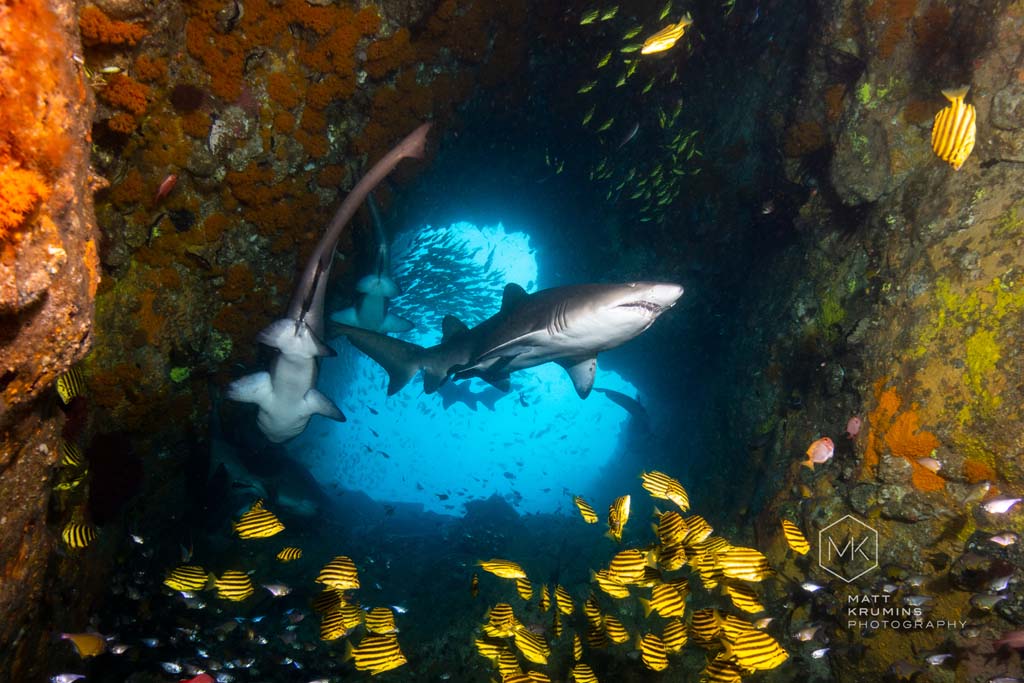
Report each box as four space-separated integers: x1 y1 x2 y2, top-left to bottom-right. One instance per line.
3 0 1024 683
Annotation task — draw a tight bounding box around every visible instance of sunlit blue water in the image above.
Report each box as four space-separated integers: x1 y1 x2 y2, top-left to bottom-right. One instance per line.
293 221 643 514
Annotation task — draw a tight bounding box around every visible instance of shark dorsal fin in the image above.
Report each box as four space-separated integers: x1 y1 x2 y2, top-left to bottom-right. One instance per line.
501 283 529 312
441 315 469 342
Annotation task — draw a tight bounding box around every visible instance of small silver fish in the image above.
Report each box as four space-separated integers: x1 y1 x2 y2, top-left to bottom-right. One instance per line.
130 534 144 544
51 676 85 683
811 647 830 659
989 532 1020 546
987 575 1013 592
962 481 991 505
111 644 129 654
970 593 1007 610
906 575 928 588
391 605 408 614
982 497 1021 514
754 617 773 629
794 625 820 642
262 583 291 597
141 637 159 647
881 583 900 594
801 581 825 592
160 662 183 674
916 457 942 472
903 595 933 607
925 653 953 665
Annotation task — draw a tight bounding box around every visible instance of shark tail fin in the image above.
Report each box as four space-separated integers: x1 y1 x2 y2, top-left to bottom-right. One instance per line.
330 322 427 395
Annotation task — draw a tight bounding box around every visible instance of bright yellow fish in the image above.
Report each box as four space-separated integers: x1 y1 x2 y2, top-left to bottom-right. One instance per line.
932 86 976 170
641 16 693 55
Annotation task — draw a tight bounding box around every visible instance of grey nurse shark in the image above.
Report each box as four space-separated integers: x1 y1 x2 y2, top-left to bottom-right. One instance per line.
226 124 431 442
331 281 683 399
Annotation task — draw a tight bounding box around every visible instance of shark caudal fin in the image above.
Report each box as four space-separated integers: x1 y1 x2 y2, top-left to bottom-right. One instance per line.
330 322 431 395
225 372 273 407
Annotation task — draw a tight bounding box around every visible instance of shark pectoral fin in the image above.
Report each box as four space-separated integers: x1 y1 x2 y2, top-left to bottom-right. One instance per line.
422 370 448 394
330 308 360 326
226 372 273 407
500 283 529 312
481 375 511 392
304 389 346 422
559 357 597 399
441 315 469 342
308 328 337 358
380 312 414 334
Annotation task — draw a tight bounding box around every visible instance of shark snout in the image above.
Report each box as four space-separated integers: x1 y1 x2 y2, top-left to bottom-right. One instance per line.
623 282 684 311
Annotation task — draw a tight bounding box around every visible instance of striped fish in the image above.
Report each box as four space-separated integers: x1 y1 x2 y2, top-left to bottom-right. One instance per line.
655 509 688 545
662 617 688 652
607 495 630 542
584 595 603 626
471 572 480 598
689 608 722 644
496 649 520 677
592 569 630 599
345 634 407 675
539 584 550 612
474 637 506 663
725 583 765 613
365 607 398 634
312 588 344 613
515 576 533 601
722 630 789 671
607 548 648 584
603 614 629 643
573 496 598 523
702 658 745 683
586 624 608 649
233 500 285 539
694 536 731 556
571 663 599 682
484 603 518 638
316 555 360 590
552 609 563 638
319 608 354 640
62 521 96 549
781 520 810 555
638 632 669 671
658 543 687 571
694 551 724 590
163 565 208 592
717 547 772 582
720 614 757 641
573 632 584 661
478 558 526 579
932 86 976 170
641 471 690 510
513 627 550 664
60 440 85 467
641 16 693 55
681 515 713 545
340 604 364 629
214 570 254 601
276 546 303 562
636 565 662 588
56 367 86 404
554 584 574 615
639 582 687 618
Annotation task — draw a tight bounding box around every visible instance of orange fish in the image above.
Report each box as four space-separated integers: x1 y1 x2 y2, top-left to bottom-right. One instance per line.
802 437 834 470
155 173 178 202
60 632 107 657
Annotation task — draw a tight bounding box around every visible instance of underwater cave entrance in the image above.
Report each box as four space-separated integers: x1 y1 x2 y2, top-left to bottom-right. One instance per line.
291 220 648 515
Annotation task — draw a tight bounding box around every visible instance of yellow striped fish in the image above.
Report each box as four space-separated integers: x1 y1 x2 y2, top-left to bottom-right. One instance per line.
725 582 765 613
639 582 687 618
552 609 563 638
580 8 600 25
478 558 526 579
586 624 608 649
513 627 550 664
655 509 688 545
573 632 584 661
694 552 724 590
781 519 810 555
539 584 550 612
54 472 87 491
662 617 688 652
638 632 669 671
497 648 520 677
60 440 85 467
658 543 687 571
345 634 407 675
233 499 285 539
516 576 533 601
471 572 480 598
474 637 506 663
573 495 598 523
320 608 355 640
636 565 662 588
340 603 364 629
932 86 976 170
720 613 757 640
641 16 693 55
61 521 96 550
584 595 603 626
276 546 303 562
163 565 207 592
607 548 649 584
554 584 574 615
641 471 690 510
592 569 630 599
717 547 772 582
603 614 629 644
56 367 86 404
316 555 360 590
607 494 630 542
694 535 731 556
312 588 343 613
365 607 398 634
722 630 789 671
214 570 254 601
689 608 722 644
703 658 745 683
681 515 713 545
571 663 599 683
484 603 518 638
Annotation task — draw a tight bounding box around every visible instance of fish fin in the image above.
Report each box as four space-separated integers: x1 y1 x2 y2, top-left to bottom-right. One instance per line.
801 459 815 470
331 323 426 395
637 597 654 618
441 315 469 342
558 356 598 399
343 639 355 662
330 307 360 327
356 274 400 298
500 283 529 312
479 372 511 393
380 312 414 334
304 389 346 422
422 369 448 394
941 86 970 102
226 372 273 407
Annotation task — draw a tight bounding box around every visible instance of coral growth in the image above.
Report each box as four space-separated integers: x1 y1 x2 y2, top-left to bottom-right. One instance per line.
782 120 826 157
863 381 943 491
99 73 150 116
865 0 917 60
106 112 138 134
0 165 49 237
133 55 167 83
366 28 415 80
78 6 147 47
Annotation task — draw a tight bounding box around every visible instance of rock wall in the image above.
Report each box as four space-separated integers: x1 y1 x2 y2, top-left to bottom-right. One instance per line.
0 0 99 677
